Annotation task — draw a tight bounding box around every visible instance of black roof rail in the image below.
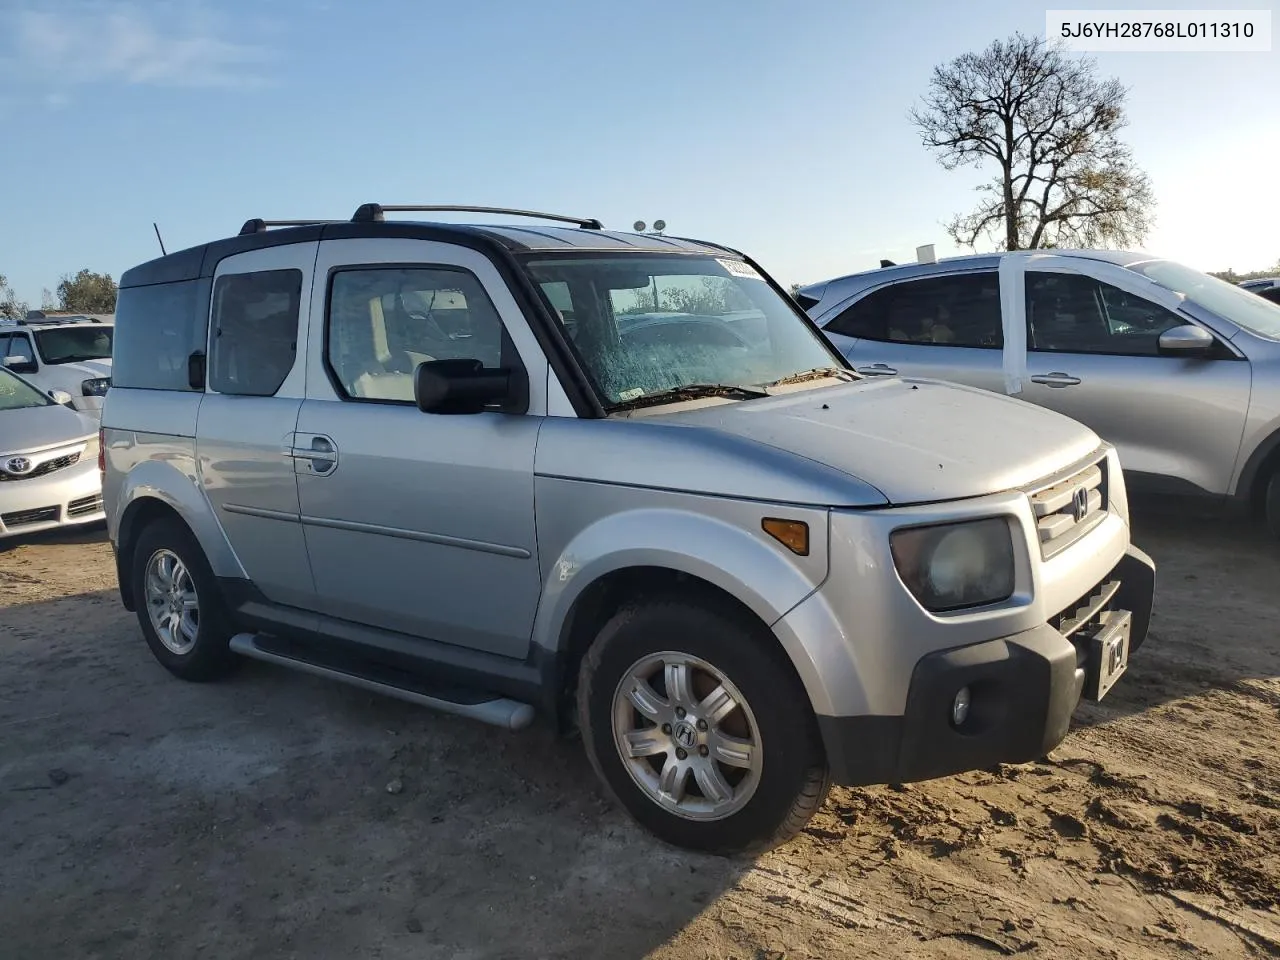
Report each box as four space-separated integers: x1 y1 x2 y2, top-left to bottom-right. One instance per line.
351 203 604 230
238 218 341 236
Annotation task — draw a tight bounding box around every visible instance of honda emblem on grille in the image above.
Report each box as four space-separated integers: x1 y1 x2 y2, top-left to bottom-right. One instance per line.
3 456 34 475
1071 485 1089 522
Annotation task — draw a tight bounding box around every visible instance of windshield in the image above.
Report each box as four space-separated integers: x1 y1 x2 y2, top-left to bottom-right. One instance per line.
523 254 842 408
0 367 52 411
1127 260 1280 341
34 326 114 364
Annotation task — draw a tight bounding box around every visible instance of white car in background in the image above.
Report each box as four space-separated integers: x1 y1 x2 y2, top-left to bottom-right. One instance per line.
0 365 104 540
0 314 114 418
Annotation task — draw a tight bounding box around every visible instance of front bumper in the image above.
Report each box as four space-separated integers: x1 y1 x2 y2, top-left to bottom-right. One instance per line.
818 544 1156 786
0 461 105 539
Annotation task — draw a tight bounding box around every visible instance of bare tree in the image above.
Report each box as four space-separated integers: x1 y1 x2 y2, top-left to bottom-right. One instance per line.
0 274 28 321
911 33 1154 251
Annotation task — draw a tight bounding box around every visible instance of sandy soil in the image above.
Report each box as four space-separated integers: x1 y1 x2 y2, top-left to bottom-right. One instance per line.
1 510 1278 960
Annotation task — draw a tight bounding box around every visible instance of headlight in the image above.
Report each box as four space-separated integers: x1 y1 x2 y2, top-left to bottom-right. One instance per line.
82 433 100 464
890 517 1015 612
81 378 111 397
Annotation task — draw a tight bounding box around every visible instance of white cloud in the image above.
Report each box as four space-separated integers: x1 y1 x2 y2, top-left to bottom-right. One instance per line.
4 2 271 91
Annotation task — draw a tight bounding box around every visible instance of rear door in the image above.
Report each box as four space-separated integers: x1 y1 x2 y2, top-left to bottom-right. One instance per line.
196 242 319 609
819 271 1006 391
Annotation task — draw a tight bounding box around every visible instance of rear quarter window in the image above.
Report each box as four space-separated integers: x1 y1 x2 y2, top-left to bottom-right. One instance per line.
111 280 208 391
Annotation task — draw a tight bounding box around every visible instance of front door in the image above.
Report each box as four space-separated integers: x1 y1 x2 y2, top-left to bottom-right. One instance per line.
294 238 547 660
1016 266 1252 496
196 242 319 608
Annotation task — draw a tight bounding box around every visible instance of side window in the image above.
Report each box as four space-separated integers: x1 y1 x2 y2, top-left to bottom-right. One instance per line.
209 269 303 397
1026 273 1186 357
327 266 510 403
112 280 205 391
1261 289 1280 306
11 334 34 363
826 274 1003 348
824 285 894 339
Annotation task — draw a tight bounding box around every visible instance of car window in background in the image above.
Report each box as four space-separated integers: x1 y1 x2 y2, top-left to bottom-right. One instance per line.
0 367 52 411
825 273 1003 348
1128 259 1280 341
33 326 114 364
1027 273 1183 356
2 333 36 365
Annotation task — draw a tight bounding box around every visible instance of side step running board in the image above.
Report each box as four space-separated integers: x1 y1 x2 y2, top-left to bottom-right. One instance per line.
229 633 536 731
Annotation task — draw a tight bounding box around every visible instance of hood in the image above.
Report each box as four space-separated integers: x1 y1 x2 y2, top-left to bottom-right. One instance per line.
0 401 96 454
47 358 112 381
658 377 1102 505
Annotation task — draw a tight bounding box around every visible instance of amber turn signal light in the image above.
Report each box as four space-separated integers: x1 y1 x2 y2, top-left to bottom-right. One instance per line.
762 518 809 556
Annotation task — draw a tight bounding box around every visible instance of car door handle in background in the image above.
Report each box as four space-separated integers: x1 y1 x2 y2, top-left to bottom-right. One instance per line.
856 363 898 377
1029 372 1082 388
286 435 338 475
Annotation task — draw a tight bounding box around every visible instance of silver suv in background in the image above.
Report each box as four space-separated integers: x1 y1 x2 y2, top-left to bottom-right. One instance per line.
103 206 1155 854
799 251 1280 536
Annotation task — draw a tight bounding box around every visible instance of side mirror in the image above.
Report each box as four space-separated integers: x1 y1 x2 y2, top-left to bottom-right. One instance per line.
414 358 517 415
4 355 37 375
49 389 74 406
1158 324 1216 357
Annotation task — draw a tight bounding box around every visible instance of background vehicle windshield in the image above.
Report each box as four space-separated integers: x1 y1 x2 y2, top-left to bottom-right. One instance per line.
1128 260 1280 341
523 255 841 406
0 367 53 411
34 326 114 364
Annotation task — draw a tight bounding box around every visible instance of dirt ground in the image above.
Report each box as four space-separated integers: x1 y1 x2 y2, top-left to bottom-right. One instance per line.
2 510 1278 960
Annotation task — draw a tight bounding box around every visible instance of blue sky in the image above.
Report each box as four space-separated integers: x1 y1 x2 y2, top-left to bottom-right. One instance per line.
0 0 1276 304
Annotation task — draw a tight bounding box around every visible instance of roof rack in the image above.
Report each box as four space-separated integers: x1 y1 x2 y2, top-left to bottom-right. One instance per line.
238 218 342 236
350 203 604 230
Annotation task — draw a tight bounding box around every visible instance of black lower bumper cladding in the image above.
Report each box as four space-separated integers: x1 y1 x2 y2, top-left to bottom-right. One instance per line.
820 544 1156 786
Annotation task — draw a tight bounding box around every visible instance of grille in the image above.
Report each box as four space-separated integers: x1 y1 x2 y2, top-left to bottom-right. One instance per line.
1 506 59 528
0 451 81 482
68 494 104 518
1026 454 1108 558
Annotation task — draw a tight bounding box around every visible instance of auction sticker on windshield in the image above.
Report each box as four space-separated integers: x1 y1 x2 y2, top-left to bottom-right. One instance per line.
717 259 763 281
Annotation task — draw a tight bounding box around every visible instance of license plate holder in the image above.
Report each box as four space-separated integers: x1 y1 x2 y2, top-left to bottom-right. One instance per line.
1082 609 1131 701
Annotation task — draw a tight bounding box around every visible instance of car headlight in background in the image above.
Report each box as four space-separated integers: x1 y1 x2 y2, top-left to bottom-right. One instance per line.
890 517 1016 612
81 378 111 397
81 432 100 465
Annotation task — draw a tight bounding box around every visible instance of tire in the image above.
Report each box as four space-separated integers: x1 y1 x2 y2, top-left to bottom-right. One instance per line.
577 596 830 855
130 518 238 682
1265 469 1280 540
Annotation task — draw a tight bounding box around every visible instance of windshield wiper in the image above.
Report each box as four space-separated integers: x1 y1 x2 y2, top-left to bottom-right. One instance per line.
763 366 858 388
607 382 769 413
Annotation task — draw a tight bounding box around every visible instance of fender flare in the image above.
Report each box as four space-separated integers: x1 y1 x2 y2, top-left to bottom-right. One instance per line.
531 507 832 704
114 458 244 585
1234 421 1280 500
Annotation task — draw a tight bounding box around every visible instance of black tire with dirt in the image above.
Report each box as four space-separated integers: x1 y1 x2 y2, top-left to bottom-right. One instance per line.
130 518 239 682
577 595 830 855
1265 469 1280 540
